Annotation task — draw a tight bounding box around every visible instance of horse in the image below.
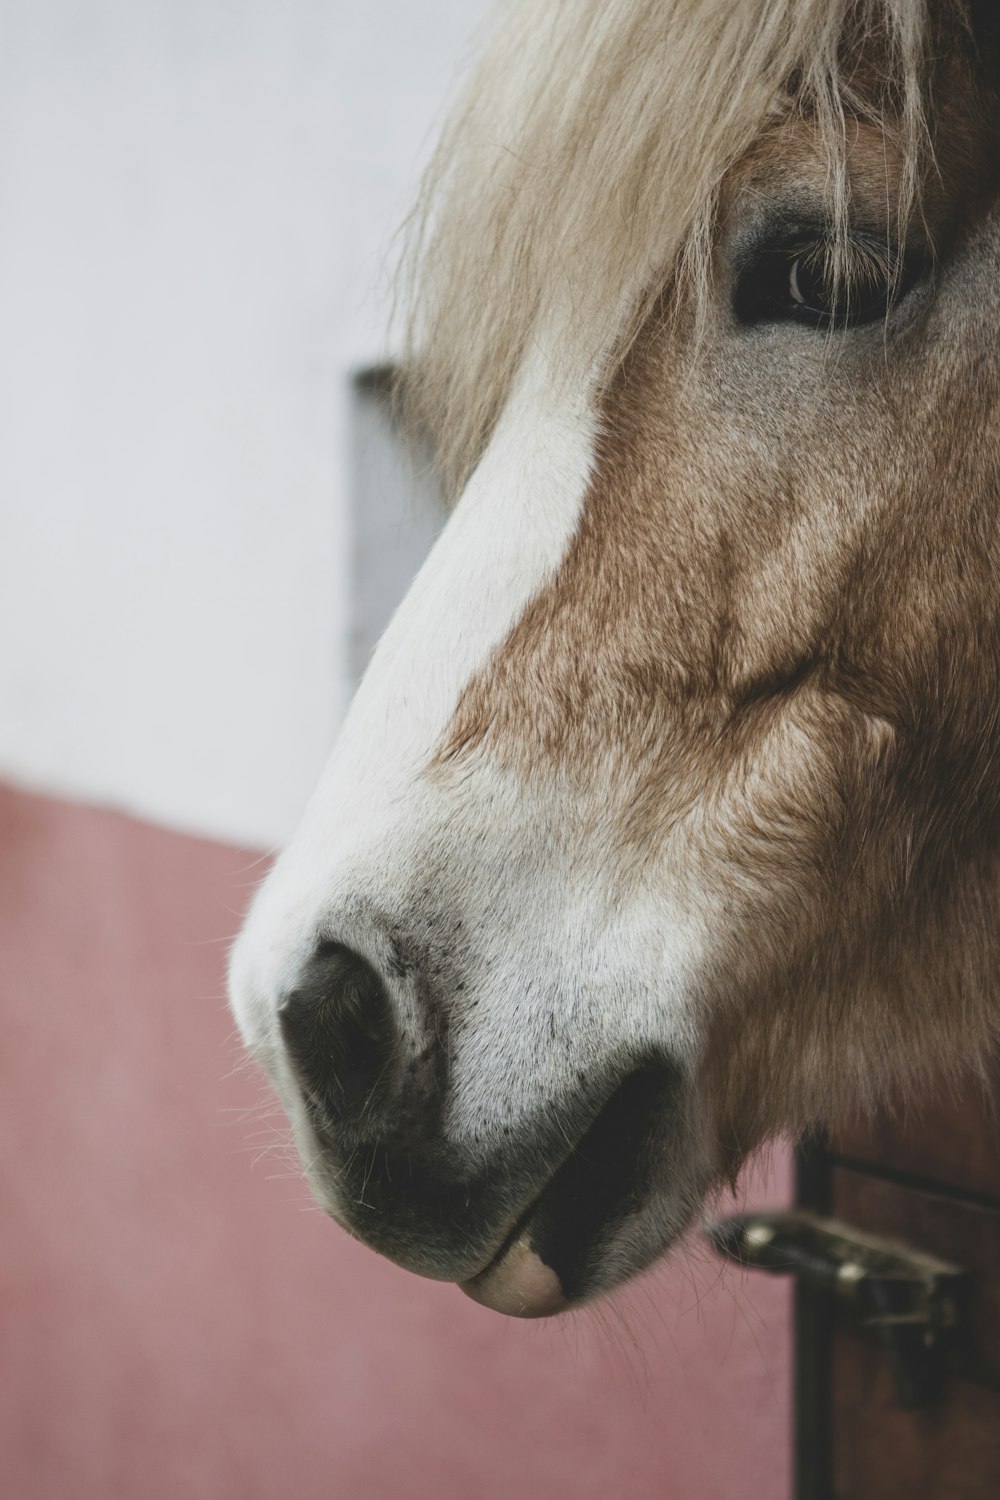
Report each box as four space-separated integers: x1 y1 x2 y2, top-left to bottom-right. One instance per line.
229 0 1000 1318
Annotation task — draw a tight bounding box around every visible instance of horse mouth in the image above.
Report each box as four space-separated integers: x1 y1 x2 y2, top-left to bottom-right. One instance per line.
460 1064 679 1317
460 1186 564 1318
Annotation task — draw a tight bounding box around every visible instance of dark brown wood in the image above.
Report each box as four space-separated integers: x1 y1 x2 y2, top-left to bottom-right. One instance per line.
831 1067 1000 1204
829 1330 1000 1500
795 1137 834 1500
830 1166 1000 1386
796 1064 1000 1498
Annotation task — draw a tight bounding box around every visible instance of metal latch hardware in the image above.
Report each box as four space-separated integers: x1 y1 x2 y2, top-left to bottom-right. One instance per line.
706 1210 968 1409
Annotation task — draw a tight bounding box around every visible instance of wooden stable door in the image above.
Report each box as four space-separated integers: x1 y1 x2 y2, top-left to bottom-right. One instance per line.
796 1066 1000 1499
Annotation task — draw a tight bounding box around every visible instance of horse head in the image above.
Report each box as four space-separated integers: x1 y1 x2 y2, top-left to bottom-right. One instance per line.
230 0 1000 1315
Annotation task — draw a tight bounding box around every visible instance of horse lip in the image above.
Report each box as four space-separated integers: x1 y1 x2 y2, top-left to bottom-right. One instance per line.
466 1189 547 1284
461 1060 679 1311
460 1064 658 1303
460 1234 567 1318
460 1168 572 1317
459 1108 592 1292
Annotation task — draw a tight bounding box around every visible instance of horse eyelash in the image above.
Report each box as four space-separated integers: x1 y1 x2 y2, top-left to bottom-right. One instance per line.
732 227 924 330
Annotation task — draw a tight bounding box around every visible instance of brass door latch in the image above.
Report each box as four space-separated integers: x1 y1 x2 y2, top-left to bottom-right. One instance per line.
707 1210 968 1409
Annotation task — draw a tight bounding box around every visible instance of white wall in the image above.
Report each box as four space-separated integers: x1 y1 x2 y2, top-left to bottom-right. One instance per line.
0 0 488 849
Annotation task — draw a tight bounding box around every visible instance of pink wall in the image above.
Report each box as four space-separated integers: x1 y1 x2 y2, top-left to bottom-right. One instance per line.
0 783 791 1499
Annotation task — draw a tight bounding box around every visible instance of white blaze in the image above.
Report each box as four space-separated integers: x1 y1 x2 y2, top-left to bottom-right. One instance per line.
230 350 598 1043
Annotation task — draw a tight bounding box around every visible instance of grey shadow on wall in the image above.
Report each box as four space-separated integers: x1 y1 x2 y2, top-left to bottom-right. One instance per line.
348 366 446 688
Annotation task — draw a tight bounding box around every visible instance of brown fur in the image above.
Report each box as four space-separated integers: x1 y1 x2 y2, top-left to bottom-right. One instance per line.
434 47 1000 1170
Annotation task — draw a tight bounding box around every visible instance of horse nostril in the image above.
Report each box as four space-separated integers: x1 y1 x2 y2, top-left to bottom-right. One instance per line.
278 941 397 1128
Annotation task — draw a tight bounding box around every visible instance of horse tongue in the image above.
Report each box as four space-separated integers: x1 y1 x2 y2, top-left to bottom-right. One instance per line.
460 1235 566 1318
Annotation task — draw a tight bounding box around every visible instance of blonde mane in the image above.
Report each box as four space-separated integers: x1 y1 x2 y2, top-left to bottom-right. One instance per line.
401 0 938 499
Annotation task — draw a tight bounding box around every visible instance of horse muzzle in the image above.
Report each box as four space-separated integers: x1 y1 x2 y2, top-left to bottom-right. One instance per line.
270 936 684 1315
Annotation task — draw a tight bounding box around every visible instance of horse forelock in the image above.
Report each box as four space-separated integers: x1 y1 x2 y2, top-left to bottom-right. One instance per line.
399 0 957 503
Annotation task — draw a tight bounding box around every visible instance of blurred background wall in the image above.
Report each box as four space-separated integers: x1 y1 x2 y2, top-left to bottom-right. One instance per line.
0 3 792 1496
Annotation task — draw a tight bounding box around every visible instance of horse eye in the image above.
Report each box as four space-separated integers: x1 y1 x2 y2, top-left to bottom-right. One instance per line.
734 234 913 331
